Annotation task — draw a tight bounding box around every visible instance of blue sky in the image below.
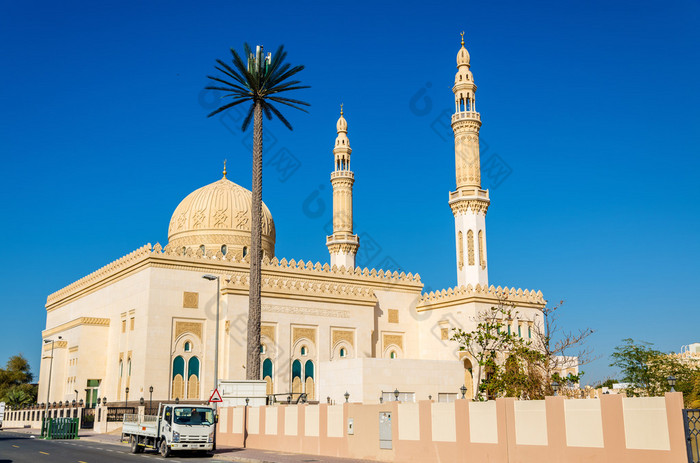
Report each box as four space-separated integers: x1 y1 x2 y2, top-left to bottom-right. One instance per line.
1 0 698 384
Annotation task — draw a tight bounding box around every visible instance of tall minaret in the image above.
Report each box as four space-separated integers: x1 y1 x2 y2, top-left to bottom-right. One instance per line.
326 105 360 268
450 33 489 287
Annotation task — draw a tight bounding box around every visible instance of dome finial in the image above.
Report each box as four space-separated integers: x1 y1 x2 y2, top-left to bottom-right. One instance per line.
223 159 227 178
340 103 343 116
460 31 465 46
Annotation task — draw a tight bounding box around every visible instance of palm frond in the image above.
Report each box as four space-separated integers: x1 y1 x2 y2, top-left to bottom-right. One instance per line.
206 43 309 130
207 99 249 118
241 103 256 131
265 101 294 130
267 95 311 107
205 76 251 95
267 85 311 95
261 101 273 121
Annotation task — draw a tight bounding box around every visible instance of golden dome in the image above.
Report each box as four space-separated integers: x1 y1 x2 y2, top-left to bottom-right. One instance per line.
167 176 275 258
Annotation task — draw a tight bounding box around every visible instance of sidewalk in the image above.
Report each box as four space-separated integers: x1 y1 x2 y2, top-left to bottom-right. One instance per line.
2 427 377 463
213 446 377 463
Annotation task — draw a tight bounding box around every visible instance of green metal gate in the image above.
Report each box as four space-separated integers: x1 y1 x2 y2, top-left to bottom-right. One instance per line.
41 417 80 439
684 409 700 463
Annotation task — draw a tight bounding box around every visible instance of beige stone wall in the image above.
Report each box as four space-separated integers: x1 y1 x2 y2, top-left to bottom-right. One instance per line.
215 393 687 463
317 357 464 404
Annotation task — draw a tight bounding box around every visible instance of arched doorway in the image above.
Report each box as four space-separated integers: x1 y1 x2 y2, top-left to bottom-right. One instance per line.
463 358 474 400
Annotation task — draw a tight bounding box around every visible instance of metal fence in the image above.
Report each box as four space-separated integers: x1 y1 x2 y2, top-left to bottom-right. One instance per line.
684 409 700 463
106 406 136 422
41 418 79 439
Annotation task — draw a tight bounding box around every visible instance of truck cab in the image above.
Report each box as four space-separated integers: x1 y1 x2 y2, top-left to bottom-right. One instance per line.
161 405 215 454
122 403 215 457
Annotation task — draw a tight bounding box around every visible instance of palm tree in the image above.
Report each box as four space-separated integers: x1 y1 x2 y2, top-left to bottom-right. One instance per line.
206 44 309 380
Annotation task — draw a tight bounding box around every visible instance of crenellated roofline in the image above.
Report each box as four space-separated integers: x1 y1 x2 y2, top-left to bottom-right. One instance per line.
417 284 545 311
46 242 423 311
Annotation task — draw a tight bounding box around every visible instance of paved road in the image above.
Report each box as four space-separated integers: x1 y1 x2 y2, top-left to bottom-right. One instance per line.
0 430 224 463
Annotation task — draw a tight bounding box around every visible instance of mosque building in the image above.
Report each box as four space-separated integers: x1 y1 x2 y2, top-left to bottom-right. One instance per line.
38 37 549 407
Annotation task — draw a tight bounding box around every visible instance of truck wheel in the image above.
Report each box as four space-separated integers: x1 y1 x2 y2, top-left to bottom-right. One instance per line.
160 439 171 458
129 436 139 454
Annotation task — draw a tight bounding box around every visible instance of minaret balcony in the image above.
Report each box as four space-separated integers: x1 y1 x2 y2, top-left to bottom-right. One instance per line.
331 170 354 180
451 111 481 123
449 187 490 202
326 233 360 246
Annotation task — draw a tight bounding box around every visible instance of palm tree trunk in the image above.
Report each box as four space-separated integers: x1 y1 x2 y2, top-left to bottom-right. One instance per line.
246 100 263 380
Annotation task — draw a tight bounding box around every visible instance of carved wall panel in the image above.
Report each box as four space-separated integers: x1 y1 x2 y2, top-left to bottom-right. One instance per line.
183 292 199 309
175 321 203 340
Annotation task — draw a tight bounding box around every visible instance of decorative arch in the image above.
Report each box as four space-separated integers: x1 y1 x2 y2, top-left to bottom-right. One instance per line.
187 356 200 399
263 358 273 395
458 231 464 270
383 345 402 359
463 357 474 400
331 341 353 360
172 356 185 399
467 230 475 266
478 230 486 269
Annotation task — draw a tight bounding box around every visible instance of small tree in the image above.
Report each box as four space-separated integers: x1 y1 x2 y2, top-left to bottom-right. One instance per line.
529 300 594 394
0 354 37 405
450 299 521 400
610 338 695 400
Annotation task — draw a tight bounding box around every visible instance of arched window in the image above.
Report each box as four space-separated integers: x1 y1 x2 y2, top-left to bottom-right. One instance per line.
260 344 266 354
187 357 200 399
304 360 315 400
300 346 308 356
184 341 192 352
467 230 475 266
182 247 186 254
263 358 273 395
221 244 227 255
127 358 132 376
291 360 302 395
242 246 248 257
172 356 185 399
390 351 397 359
339 348 347 358
119 360 123 377
199 244 206 255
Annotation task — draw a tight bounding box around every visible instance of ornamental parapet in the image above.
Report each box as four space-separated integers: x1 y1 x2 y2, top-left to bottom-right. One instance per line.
46 241 423 310
417 284 545 311
451 111 481 123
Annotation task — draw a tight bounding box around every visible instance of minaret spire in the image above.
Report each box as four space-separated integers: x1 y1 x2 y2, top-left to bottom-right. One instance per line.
326 106 359 268
450 33 489 287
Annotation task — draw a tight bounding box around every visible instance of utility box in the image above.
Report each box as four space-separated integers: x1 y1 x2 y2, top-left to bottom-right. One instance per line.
379 412 392 449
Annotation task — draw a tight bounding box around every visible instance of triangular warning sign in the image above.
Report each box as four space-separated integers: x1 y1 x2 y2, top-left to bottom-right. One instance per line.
209 388 223 403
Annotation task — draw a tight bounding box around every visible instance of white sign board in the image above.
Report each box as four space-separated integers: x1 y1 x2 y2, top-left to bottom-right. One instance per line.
217 380 267 407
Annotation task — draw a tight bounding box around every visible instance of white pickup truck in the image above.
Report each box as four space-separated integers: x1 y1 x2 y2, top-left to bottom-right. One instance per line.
122 404 215 457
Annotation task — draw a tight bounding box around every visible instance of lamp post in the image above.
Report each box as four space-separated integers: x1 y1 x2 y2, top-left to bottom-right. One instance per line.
202 275 221 412
102 397 107 407
668 375 676 392
394 389 400 402
43 336 62 421
125 387 129 408
344 391 350 403
460 384 467 400
551 381 559 396
149 386 154 411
